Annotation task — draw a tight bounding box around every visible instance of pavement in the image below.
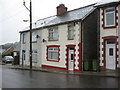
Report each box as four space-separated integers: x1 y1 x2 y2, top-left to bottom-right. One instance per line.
6 65 120 78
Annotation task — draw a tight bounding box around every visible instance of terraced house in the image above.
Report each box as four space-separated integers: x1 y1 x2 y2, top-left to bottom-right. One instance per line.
20 3 98 71
95 0 120 70
20 0 120 71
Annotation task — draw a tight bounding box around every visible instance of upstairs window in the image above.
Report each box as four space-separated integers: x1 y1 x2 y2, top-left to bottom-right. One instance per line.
104 7 115 27
68 24 75 40
48 27 58 41
32 32 37 42
22 33 26 44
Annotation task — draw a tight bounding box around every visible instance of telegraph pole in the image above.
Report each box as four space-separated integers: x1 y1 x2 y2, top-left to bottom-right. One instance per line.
30 0 32 69
23 0 32 70
29 0 32 70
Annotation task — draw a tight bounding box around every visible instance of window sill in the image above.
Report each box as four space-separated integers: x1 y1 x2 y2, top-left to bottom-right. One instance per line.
32 61 37 63
32 41 37 43
48 40 58 41
68 39 74 40
22 43 26 44
47 60 59 62
103 25 116 29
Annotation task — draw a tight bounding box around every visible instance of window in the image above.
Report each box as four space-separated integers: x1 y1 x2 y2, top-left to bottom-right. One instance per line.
109 48 113 56
22 33 26 44
32 32 37 42
48 27 58 41
47 46 60 61
68 24 75 40
32 50 37 62
22 50 25 60
104 7 115 27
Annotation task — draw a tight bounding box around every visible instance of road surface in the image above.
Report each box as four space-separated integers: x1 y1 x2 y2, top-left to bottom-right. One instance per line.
1 65 120 88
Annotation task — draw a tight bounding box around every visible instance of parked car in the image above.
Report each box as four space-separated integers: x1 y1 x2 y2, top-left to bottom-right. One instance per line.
2 56 14 63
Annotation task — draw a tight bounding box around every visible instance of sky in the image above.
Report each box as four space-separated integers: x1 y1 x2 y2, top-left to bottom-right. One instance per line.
0 0 100 45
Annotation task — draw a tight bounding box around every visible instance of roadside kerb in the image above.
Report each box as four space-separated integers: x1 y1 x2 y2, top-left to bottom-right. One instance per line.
9 66 120 78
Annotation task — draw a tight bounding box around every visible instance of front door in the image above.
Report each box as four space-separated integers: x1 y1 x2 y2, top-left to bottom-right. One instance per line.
106 40 116 70
68 47 74 71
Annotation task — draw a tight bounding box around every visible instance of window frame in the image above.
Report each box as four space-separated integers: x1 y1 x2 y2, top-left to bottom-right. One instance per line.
32 31 37 43
46 45 60 62
32 50 37 63
103 6 117 28
67 24 75 40
22 33 26 44
48 27 58 41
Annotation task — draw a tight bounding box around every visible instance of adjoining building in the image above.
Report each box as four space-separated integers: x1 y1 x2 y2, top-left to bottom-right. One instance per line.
20 0 120 71
20 3 98 71
95 0 120 70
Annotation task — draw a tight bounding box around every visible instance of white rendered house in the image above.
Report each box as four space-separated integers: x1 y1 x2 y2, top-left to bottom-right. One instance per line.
20 4 98 71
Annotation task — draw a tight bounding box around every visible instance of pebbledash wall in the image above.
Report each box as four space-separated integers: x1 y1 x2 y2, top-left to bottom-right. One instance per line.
41 22 81 71
99 4 120 70
20 29 42 67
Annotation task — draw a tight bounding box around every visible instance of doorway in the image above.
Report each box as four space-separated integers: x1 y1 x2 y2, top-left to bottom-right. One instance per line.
105 39 116 70
68 47 75 71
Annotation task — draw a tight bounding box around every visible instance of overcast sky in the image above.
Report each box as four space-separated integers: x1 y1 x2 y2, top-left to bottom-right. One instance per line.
0 0 100 45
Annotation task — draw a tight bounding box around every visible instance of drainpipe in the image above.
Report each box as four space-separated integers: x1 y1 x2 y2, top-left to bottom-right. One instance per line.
80 21 83 71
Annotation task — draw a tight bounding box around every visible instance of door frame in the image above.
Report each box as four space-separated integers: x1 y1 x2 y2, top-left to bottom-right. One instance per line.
66 45 75 71
102 36 118 70
105 43 116 70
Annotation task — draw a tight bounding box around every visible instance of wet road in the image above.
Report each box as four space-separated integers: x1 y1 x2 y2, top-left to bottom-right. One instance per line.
1 65 120 88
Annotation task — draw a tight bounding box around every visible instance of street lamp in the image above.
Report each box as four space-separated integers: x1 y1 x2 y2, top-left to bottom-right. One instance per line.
23 0 32 70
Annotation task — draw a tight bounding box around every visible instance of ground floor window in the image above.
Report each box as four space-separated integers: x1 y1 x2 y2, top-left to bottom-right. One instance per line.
47 45 60 62
32 50 37 63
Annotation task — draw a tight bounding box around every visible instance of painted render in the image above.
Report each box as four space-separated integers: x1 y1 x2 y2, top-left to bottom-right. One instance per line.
99 2 120 70
41 23 80 70
118 4 120 66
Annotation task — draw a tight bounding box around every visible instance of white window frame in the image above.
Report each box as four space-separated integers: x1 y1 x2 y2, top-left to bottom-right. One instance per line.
22 33 26 44
32 50 37 62
32 32 37 42
104 7 115 27
48 47 59 61
68 24 75 40
48 27 58 41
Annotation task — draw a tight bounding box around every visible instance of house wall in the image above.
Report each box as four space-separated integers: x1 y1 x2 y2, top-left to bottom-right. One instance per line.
82 9 98 70
118 4 120 68
99 5 119 70
20 29 42 67
82 9 98 61
41 22 81 71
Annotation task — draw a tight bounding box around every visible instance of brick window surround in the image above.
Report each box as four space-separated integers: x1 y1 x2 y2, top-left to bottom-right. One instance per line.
102 6 118 29
46 45 60 62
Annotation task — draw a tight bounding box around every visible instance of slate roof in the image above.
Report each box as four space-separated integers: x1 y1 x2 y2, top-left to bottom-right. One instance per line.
95 0 120 7
13 44 20 52
20 4 96 33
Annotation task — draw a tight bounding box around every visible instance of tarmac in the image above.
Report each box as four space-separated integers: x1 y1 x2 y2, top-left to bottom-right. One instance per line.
7 65 120 78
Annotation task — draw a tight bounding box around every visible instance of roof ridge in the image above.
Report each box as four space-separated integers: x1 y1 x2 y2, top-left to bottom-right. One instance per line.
36 3 96 22
66 3 96 13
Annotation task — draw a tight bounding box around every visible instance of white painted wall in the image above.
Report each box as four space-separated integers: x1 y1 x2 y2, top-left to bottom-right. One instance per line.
41 22 80 70
99 6 119 68
20 29 42 67
118 4 120 67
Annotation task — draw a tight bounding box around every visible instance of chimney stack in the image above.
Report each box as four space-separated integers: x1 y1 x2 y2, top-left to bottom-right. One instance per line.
56 4 67 16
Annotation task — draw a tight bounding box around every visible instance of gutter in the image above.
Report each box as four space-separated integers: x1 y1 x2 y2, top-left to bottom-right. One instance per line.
19 19 81 33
